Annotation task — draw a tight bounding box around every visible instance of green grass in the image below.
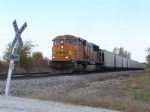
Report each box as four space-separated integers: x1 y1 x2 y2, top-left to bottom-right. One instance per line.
133 91 150 101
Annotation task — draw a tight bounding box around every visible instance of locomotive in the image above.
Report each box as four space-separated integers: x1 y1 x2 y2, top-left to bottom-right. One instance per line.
48 35 146 74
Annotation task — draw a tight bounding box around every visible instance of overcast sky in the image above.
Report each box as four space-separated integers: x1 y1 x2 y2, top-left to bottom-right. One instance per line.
0 0 150 62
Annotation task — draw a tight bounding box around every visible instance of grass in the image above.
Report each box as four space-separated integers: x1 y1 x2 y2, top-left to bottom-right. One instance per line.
90 75 116 82
133 91 150 101
72 80 86 88
25 69 150 112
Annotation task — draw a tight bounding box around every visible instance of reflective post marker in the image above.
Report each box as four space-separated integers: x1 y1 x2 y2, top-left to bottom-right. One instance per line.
5 20 27 96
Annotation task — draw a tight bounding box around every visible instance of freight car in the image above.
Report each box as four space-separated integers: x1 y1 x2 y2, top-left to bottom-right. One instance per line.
48 35 147 74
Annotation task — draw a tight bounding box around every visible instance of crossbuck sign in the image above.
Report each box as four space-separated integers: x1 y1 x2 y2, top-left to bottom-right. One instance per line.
5 20 27 96
12 20 27 48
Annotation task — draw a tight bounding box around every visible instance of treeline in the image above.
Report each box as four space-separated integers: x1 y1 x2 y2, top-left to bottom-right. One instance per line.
1 40 49 73
113 47 149 68
146 48 150 67
113 47 131 59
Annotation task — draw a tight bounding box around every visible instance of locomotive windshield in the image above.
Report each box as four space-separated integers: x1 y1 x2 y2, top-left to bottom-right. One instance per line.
65 39 77 45
54 39 64 44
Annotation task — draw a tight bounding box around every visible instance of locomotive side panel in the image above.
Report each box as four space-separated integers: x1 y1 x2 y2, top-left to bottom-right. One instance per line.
78 40 83 61
81 40 99 63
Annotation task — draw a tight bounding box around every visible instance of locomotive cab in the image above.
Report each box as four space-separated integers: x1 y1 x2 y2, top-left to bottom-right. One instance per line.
49 35 80 73
52 35 78 61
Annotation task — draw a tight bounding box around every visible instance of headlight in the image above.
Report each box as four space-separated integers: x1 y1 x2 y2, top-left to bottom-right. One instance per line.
66 56 68 59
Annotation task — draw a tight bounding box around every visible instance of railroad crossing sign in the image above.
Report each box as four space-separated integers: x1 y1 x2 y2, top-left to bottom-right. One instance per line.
12 20 27 48
5 20 27 96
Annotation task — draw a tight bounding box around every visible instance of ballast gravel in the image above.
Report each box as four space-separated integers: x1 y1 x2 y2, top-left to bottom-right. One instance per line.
0 71 141 97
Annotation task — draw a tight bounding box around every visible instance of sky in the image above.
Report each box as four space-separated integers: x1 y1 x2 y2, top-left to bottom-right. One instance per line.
0 0 150 62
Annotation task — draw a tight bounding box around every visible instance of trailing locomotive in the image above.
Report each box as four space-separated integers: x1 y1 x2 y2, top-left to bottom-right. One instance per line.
48 35 147 74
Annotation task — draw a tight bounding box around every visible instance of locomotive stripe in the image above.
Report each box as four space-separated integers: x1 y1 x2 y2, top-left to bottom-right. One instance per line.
54 51 78 55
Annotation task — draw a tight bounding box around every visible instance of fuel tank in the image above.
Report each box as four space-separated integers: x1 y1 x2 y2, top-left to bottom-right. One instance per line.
82 65 96 71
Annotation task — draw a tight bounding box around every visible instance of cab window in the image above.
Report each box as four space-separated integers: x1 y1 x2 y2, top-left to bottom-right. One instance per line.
65 39 77 45
54 39 64 45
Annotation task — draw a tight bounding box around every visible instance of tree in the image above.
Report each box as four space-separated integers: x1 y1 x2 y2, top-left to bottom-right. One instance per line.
146 55 150 66
3 43 12 61
113 47 119 54
32 53 48 69
3 39 38 67
113 47 131 59
0 59 2 68
118 47 125 57
32 52 43 62
146 48 150 67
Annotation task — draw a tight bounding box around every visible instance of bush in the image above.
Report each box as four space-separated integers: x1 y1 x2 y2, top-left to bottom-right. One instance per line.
33 58 48 68
0 61 9 73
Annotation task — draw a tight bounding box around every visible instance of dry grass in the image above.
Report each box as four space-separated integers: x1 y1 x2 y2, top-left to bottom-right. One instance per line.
29 67 50 73
0 61 50 73
91 75 116 82
131 83 140 89
25 70 150 112
13 65 26 73
0 66 50 74
27 90 150 112
73 80 86 88
145 67 150 72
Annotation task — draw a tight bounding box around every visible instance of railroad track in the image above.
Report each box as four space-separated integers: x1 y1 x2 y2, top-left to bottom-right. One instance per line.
0 70 138 80
0 72 51 80
0 71 87 80
0 72 89 80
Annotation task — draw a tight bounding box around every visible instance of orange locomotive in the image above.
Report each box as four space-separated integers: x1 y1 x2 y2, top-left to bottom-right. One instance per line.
49 35 100 73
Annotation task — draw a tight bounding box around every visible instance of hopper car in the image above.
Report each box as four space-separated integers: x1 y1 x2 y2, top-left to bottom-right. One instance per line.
48 35 147 74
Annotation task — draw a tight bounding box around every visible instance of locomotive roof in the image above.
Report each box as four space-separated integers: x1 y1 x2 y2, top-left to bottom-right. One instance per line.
52 35 77 41
52 35 99 47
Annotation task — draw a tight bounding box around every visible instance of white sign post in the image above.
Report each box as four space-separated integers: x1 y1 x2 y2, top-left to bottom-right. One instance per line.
5 20 27 96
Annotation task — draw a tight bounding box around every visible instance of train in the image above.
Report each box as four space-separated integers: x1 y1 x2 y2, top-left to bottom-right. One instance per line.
48 35 147 74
